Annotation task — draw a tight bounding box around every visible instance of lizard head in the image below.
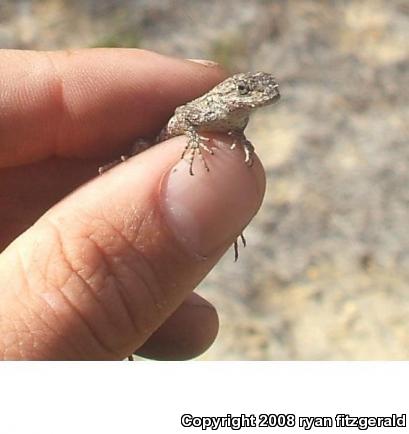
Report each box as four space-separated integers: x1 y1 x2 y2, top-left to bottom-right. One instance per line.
214 72 280 110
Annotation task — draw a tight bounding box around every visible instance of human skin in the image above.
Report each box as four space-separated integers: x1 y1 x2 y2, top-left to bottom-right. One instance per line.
0 48 266 360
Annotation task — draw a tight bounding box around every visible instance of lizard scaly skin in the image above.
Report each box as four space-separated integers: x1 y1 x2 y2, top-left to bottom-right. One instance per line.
157 72 280 175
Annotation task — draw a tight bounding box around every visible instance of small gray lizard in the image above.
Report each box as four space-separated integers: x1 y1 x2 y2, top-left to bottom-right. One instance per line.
122 72 280 361
101 72 280 261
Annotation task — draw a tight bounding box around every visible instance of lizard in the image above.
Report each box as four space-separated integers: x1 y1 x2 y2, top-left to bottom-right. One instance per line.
100 72 280 261
118 72 280 362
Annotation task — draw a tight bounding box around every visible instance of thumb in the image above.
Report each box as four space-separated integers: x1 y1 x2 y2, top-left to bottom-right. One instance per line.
0 136 265 360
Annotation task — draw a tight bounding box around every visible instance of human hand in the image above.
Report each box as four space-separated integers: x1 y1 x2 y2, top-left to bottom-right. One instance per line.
0 49 265 360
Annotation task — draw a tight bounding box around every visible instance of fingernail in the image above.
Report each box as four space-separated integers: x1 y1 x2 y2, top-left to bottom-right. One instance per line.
186 59 220 67
161 136 264 260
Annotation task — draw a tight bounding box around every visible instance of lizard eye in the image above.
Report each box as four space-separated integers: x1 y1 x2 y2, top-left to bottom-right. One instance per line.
237 82 250 95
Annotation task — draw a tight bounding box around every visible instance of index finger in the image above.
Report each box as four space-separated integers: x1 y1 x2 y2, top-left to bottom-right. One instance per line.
0 48 226 167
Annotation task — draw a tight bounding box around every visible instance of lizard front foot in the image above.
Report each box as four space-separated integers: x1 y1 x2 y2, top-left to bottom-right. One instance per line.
181 126 214 175
228 132 255 167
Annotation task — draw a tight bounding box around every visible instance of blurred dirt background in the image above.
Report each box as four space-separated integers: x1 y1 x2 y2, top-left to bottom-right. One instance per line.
1 0 408 359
